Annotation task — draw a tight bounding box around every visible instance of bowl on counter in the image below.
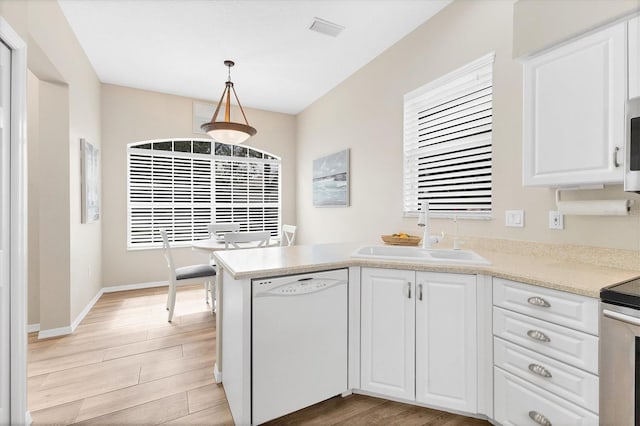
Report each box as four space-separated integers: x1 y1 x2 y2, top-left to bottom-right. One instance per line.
381 234 422 246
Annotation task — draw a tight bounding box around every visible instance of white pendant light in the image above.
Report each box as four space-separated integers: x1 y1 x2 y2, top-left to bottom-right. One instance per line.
201 60 257 144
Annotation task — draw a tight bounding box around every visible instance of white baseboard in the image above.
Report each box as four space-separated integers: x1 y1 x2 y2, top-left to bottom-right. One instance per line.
102 280 167 294
36 281 169 340
70 288 104 332
38 325 73 339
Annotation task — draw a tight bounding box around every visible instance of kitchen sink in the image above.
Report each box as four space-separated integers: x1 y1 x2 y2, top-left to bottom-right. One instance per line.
351 245 490 265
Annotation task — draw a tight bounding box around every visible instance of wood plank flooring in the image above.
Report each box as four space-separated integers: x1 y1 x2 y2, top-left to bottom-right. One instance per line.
28 285 490 425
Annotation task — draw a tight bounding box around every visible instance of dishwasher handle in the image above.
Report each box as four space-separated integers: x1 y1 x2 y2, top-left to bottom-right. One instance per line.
603 309 640 327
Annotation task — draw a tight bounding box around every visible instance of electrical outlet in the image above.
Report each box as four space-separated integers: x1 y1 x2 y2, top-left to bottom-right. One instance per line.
549 211 564 230
505 210 524 227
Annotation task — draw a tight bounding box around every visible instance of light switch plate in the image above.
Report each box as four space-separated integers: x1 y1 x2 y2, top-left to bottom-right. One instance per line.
505 210 524 227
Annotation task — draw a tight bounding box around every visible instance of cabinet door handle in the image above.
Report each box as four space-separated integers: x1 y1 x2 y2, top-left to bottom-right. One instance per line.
613 146 621 168
527 329 551 342
528 363 552 378
528 411 552 426
407 282 411 299
527 296 550 308
418 284 423 301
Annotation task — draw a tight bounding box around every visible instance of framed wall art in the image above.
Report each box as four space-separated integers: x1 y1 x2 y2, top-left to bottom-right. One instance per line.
312 149 350 207
81 138 100 223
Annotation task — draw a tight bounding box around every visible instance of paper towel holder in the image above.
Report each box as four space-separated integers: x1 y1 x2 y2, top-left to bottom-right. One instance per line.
555 187 633 216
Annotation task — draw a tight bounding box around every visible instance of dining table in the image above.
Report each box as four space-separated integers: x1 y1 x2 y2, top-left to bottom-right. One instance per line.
191 235 280 253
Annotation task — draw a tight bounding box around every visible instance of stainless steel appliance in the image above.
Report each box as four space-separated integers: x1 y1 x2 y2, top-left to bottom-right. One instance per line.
625 96 640 192
600 278 640 425
252 269 348 424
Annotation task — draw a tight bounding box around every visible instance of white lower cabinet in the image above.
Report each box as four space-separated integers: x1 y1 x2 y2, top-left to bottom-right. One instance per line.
360 268 477 413
492 278 599 425
360 268 415 400
495 368 598 425
415 272 477 412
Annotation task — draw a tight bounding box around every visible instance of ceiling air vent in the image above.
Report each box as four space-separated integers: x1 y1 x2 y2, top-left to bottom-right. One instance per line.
309 17 345 38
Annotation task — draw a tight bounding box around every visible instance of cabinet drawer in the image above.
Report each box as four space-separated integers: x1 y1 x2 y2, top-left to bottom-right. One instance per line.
493 307 598 374
494 337 598 412
493 278 598 335
495 368 598 425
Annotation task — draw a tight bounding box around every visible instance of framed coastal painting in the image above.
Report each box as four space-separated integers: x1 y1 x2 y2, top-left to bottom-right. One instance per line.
81 138 100 223
312 149 350 207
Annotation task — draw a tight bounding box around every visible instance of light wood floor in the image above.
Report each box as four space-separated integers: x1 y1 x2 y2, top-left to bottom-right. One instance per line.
28 285 490 425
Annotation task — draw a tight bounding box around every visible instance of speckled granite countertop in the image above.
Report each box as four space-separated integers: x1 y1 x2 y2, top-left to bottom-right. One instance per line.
213 241 640 298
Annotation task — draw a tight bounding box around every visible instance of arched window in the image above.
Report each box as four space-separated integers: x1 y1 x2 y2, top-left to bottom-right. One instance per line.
127 139 281 248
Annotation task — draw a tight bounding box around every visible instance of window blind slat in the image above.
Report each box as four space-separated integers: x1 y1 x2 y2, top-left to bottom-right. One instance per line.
403 54 494 217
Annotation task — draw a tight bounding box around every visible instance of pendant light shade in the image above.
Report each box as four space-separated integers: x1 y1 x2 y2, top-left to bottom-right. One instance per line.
201 60 257 144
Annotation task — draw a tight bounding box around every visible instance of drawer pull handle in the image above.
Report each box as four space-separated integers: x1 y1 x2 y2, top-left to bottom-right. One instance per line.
529 410 552 426
527 296 550 308
528 363 552 378
407 282 411 299
527 329 551 342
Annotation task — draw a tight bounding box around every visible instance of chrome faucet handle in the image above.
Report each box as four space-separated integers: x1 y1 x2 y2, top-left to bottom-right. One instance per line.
430 231 444 245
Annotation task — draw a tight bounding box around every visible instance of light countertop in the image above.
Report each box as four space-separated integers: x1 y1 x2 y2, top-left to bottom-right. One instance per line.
213 241 640 298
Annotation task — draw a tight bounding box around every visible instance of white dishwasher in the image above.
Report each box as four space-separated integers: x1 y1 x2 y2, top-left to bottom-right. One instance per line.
252 268 348 424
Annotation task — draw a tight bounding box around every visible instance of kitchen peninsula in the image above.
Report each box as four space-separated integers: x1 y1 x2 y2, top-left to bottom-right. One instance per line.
213 241 640 425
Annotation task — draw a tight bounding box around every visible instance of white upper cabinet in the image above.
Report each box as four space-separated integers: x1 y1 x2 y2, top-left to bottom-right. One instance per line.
630 16 640 100
523 22 626 187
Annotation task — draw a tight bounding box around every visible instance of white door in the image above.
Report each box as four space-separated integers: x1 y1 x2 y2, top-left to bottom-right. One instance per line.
415 272 477 412
523 22 626 186
360 268 415 400
0 40 11 425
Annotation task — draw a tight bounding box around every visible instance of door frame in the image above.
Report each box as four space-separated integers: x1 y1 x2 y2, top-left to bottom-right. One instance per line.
0 17 28 425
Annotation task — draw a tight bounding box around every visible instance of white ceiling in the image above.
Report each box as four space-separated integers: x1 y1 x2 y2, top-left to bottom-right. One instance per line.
58 0 451 115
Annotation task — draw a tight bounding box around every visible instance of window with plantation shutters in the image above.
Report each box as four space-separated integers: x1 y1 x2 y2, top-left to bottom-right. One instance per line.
127 139 281 249
403 53 494 218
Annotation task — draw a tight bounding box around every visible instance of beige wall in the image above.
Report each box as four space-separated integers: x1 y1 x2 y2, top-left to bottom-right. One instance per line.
513 0 640 58
2 0 102 330
101 84 296 286
296 0 640 251
26 70 39 325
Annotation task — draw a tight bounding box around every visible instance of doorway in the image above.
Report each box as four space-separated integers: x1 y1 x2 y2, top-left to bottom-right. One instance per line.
0 17 28 425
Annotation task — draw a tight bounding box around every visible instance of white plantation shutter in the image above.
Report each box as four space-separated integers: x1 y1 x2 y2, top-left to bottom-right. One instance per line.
404 53 494 218
127 139 281 249
213 156 280 235
128 148 213 248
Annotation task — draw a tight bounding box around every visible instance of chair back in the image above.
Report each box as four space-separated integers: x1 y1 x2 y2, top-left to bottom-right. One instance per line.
208 222 241 239
281 224 297 247
159 229 177 280
224 231 271 249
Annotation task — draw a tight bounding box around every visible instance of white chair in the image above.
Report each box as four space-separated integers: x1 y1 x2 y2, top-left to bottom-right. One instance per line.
281 224 297 247
224 231 271 249
207 222 240 239
160 229 217 322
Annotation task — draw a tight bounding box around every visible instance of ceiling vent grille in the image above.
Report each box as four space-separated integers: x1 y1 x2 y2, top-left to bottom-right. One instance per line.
309 17 345 38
